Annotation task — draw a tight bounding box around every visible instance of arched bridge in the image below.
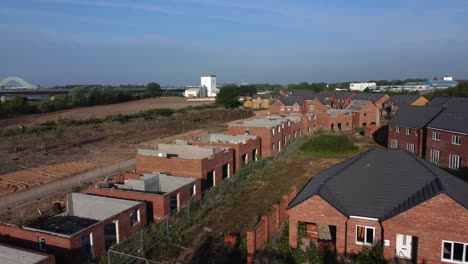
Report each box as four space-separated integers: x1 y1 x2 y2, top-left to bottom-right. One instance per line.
0 77 37 89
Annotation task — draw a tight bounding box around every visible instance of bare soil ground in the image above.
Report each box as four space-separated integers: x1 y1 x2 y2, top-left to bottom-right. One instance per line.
0 97 209 128
0 109 267 225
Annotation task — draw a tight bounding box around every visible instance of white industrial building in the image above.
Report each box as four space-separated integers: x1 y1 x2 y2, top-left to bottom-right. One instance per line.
349 82 377 91
184 75 217 98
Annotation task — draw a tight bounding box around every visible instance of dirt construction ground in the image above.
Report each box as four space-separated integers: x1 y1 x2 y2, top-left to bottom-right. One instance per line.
0 97 210 128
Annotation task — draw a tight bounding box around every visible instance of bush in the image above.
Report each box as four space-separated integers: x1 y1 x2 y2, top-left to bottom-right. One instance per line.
354 242 386 264
300 135 358 158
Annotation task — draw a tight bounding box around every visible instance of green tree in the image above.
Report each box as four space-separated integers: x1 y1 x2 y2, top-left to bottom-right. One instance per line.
146 82 162 97
215 86 241 109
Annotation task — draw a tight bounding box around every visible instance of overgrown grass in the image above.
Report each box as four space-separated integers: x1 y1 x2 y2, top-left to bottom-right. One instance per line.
300 134 358 158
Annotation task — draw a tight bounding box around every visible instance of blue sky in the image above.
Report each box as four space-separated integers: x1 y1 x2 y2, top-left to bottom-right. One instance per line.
0 0 467 86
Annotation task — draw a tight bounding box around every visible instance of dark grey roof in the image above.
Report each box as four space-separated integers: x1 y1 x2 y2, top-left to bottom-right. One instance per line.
318 97 331 106
346 100 371 112
427 102 468 133
335 92 354 99
427 97 468 108
388 105 443 129
252 93 271 100
288 149 468 220
317 91 335 99
388 94 425 106
290 90 316 100
354 93 387 102
279 96 303 106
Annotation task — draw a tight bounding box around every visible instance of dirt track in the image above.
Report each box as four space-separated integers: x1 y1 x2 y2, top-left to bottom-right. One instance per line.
0 97 210 128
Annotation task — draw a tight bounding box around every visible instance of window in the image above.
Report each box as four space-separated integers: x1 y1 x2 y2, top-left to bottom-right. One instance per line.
272 128 275 135
452 135 461 145
345 112 350 117
272 143 275 151
406 128 411 135
415 130 419 136
278 126 281 133
313 114 317 120
391 139 398 149
433 131 441 141
287 106 291 111
389 125 392 130
431 149 440 164
280 106 285 110
407 144 415 153
308 116 311 121
130 210 140 226
396 126 400 133
189 184 196 197
449 154 461 170
293 105 299 111
356 226 374 245
38 237 46 251
310 105 315 111
331 113 337 118
441 240 468 263
362 122 367 127
288 121 291 127
346 122 350 127
364 113 367 117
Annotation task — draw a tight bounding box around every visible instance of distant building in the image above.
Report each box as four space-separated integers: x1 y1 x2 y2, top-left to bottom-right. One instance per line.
349 82 376 92
201 75 217 97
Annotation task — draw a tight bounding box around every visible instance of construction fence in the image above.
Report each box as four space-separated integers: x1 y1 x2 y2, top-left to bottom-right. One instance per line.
107 135 311 264
0 158 135 209
246 186 297 263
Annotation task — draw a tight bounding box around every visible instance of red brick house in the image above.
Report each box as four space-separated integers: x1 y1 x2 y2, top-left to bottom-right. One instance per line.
0 193 147 263
269 96 304 115
345 100 380 128
86 172 201 222
190 134 260 173
266 115 303 144
325 109 354 132
135 142 234 191
353 93 391 116
426 102 468 175
384 95 429 114
288 149 468 264
388 106 443 157
0 243 55 264
228 119 287 157
334 92 356 109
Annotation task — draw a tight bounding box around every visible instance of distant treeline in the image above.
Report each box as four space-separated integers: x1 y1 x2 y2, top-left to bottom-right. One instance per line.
0 83 164 119
425 83 468 100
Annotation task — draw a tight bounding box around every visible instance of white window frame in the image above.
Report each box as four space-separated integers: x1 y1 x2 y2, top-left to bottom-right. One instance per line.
407 144 415 153
272 128 275 135
431 149 440 164
396 126 400 133
190 184 196 197
345 112 350 117
406 128 411 135
391 139 398 149
278 126 281 133
280 106 285 111
286 106 291 111
441 240 468 263
449 154 461 170
310 105 315 111
293 105 299 111
433 131 441 141
452 135 461 145
415 130 419 136
355 225 375 246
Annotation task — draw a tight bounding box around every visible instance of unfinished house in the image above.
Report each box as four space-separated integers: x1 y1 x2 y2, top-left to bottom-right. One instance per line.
228 118 287 157
345 100 380 128
0 243 55 264
0 193 146 263
288 149 467 264
190 134 260 173
326 109 354 132
86 173 201 222
266 115 303 143
136 142 234 191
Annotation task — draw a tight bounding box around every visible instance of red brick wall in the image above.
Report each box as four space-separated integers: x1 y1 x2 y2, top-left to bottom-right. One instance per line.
303 99 328 115
190 137 261 172
388 125 424 157
288 195 347 254
228 126 284 157
346 217 382 256
425 128 468 169
269 100 303 115
352 102 379 128
382 194 468 264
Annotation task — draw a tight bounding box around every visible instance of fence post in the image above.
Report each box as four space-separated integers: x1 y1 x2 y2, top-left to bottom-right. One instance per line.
262 215 269 243
273 204 280 230
246 230 256 264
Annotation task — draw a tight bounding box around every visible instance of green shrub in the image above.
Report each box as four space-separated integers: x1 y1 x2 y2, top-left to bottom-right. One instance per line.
354 242 386 264
300 135 358 158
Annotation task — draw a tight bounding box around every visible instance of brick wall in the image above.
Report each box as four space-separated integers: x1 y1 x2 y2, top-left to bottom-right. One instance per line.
351 102 379 128
228 126 284 157
425 128 468 170
388 125 424 157
269 100 303 115
246 186 297 263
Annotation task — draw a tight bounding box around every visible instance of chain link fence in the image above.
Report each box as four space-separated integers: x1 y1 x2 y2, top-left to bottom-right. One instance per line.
108 135 311 264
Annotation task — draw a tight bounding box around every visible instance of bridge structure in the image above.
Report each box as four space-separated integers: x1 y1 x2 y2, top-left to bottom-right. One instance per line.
0 77 37 89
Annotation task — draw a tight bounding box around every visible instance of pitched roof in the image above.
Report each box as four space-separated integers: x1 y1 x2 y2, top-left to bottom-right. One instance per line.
279 96 303 106
388 94 424 106
427 97 468 108
317 91 335 99
427 102 468 134
252 93 272 100
288 149 468 220
289 89 316 100
345 100 372 112
335 92 354 99
388 105 443 129
353 92 387 102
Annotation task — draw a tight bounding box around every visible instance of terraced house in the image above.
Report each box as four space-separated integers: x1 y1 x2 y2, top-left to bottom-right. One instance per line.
426 102 468 173
288 149 468 264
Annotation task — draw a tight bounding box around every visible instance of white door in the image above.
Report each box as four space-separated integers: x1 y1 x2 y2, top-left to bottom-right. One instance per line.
396 234 412 259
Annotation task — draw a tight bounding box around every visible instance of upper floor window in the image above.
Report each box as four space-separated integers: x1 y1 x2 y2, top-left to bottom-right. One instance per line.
364 113 367 117
406 128 411 135
356 225 374 246
272 128 275 135
452 135 461 145
441 240 468 263
287 106 291 111
345 112 350 117
310 105 315 111
331 113 337 118
415 130 419 136
280 106 285 111
433 132 441 141
391 139 398 149
396 126 400 133
293 105 300 111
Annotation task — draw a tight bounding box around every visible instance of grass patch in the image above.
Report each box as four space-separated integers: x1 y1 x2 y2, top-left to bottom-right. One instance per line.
300 134 358 158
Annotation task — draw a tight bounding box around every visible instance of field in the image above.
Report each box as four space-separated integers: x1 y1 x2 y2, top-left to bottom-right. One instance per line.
0 97 210 128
